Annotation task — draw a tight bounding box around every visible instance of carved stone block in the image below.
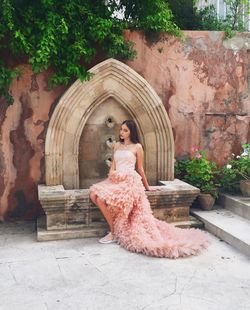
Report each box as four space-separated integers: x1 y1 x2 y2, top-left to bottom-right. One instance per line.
37 179 200 241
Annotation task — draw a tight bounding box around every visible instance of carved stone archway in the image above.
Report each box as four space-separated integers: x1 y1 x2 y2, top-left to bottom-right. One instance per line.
45 58 174 189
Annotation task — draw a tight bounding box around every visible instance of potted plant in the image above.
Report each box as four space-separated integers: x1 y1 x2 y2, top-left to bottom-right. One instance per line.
222 144 250 196
175 147 220 210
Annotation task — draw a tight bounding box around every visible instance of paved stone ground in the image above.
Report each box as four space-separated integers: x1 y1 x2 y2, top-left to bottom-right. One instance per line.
0 221 250 310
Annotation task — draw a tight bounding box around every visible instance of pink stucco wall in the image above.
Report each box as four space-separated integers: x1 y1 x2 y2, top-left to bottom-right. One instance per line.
124 31 249 161
0 31 249 220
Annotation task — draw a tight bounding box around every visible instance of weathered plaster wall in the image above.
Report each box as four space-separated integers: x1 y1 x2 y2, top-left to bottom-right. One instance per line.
0 31 249 220
124 31 250 162
0 68 68 220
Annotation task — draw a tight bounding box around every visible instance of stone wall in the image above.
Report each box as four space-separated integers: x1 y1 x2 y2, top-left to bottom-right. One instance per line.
0 31 249 220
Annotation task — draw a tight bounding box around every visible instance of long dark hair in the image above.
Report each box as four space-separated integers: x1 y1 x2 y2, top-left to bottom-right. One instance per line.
119 119 141 144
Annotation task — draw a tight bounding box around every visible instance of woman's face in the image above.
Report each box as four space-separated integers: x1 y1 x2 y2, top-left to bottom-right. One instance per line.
120 123 131 140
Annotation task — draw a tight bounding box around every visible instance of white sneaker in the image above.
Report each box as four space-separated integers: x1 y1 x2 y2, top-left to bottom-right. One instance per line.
99 232 117 244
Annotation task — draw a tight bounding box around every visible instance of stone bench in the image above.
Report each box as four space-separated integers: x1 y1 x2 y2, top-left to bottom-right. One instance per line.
37 179 200 241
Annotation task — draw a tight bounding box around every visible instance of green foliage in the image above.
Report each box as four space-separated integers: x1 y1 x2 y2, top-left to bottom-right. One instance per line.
175 159 189 179
195 1 246 38
167 0 248 37
0 0 180 104
220 144 250 193
220 163 241 193
0 61 19 104
168 0 199 30
224 0 250 29
175 147 220 198
114 0 180 34
2 0 247 104
176 144 250 196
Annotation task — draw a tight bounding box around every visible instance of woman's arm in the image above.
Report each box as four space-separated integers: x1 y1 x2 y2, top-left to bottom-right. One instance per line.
135 144 150 191
108 159 116 174
108 142 119 174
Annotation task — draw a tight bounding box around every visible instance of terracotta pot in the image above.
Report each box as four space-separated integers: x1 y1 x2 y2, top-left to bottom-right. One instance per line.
197 193 215 211
240 180 250 197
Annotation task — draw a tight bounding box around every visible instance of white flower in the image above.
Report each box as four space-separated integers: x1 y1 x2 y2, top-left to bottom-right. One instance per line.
241 152 248 157
236 155 240 159
232 153 235 156
226 164 232 169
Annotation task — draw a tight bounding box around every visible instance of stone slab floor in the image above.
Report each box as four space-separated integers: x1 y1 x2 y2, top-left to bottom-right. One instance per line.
0 222 250 310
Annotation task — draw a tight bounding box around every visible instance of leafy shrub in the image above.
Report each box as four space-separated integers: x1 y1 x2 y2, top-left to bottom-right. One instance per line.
220 143 250 193
175 147 220 198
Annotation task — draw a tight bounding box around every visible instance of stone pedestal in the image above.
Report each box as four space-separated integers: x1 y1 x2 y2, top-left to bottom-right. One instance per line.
37 179 200 241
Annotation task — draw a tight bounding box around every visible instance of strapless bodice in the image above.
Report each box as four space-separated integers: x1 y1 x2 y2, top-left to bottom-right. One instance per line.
114 150 136 172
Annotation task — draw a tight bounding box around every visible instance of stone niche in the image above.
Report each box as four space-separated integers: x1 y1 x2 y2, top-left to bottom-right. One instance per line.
37 58 200 241
78 97 131 188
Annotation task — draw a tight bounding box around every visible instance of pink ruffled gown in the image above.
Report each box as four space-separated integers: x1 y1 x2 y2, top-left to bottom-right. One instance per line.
90 149 210 258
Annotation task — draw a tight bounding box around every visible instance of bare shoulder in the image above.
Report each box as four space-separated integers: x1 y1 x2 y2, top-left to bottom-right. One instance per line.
135 143 143 152
114 141 120 150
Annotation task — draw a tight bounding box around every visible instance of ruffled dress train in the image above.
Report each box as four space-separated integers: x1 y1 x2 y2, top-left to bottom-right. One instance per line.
90 150 210 259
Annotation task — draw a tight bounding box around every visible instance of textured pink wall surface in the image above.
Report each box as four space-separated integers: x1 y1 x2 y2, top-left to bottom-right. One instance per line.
0 31 249 220
124 31 249 162
0 67 67 220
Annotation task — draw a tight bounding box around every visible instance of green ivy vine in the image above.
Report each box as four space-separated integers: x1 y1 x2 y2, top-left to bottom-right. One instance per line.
0 0 180 104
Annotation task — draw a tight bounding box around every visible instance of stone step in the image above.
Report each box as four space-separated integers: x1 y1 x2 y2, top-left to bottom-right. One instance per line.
172 215 204 229
37 216 108 241
218 193 250 221
191 207 250 257
37 215 203 241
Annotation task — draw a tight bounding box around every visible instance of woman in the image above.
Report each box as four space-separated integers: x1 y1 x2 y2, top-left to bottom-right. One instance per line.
89 120 210 258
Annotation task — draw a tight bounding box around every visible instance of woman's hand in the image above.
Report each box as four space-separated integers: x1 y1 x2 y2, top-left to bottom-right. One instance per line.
145 186 160 192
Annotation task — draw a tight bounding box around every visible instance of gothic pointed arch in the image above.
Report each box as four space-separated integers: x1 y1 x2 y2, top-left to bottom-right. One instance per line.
45 58 174 188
